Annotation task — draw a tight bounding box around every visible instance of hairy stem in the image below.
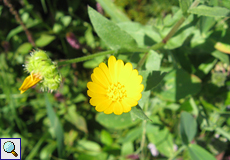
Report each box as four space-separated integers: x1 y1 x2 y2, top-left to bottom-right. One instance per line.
3 0 36 47
57 50 117 66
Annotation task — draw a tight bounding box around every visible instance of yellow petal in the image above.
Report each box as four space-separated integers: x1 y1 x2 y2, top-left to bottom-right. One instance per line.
113 101 123 115
126 84 144 98
87 82 107 94
95 98 112 112
92 67 110 88
121 100 132 113
128 93 142 101
118 62 133 85
87 90 106 98
99 62 112 84
125 70 142 92
90 96 107 106
123 97 138 107
115 59 124 82
103 102 115 114
19 74 42 94
108 56 117 83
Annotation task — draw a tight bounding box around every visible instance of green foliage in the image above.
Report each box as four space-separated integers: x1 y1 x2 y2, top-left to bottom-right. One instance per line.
1 0 230 159
88 6 138 51
180 112 197 145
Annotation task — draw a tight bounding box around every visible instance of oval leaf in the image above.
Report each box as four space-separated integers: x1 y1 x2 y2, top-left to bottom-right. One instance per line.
188 144 216 160
36 34 56 47
88 6 138 51
130 105 151 121
180 111 197 145
140 70 167 91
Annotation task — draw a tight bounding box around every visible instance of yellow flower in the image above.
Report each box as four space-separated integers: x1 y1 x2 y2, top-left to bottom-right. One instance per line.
87 56 144 115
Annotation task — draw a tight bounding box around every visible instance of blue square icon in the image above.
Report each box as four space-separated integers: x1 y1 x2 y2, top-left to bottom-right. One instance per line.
0 138 21 160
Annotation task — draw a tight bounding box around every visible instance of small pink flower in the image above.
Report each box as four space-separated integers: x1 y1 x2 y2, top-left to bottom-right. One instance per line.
148 143 159 157
66 32 81 49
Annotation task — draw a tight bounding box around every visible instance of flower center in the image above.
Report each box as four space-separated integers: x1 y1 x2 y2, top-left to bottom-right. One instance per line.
107 82 127 102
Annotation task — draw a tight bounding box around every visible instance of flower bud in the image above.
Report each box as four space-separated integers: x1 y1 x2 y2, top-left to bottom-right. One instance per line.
19 50 62 94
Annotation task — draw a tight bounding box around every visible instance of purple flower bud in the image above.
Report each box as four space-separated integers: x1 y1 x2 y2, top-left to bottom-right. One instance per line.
96 3 104 14
66 32 81 49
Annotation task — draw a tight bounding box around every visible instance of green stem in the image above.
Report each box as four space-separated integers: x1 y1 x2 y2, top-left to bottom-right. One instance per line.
169 145 186 160
140 120 147 160
57 50 117 66
136 52 148 70
190 0 200 9
136 42 165 70
162 17 185 44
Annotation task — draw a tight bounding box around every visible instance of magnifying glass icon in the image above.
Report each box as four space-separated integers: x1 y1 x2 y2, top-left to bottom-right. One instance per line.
3 141 18 157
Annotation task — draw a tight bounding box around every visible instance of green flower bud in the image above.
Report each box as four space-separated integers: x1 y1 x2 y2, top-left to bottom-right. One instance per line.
19 49 62 94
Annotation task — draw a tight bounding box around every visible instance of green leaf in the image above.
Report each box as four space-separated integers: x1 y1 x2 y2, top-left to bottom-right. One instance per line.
188 144 216 160
130 105 151 121
101 130 113 146
45 94 64 158
215 127 230 141
179 0 191 15
140 71 167 91
157 69 201 101
200 16 216 36
222 0 230 9
165 25 194 49
78 152 107 160
25 133 48 160
88 6 138 51
65 105 88 133
138 90 151 109
96 112 140 130
6 19 40 40
145 50 162 70
117 22 161 47
61 15 72 27
96 0 130 22
77 140 101 152
180 111 197 145
40 141 57 160
188 5 230 17
179 97 199 117
35 34 56 47
118 127 142 143
197 57 217 78
211 50 229 65
121 142 134 156
16 42 33 55
147 124 174 158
